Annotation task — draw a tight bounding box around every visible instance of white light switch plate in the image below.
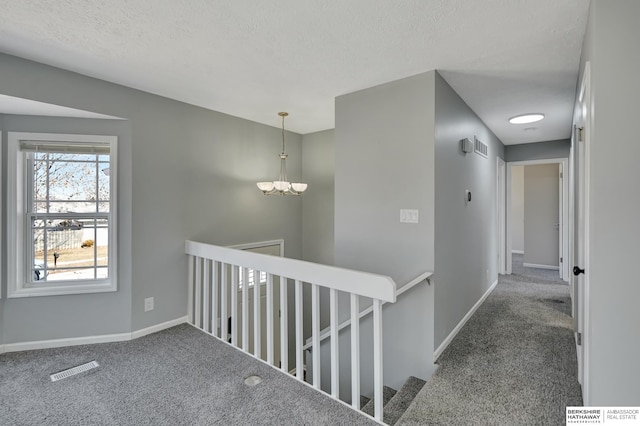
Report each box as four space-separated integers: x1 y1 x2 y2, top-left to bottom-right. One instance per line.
400 209 419 224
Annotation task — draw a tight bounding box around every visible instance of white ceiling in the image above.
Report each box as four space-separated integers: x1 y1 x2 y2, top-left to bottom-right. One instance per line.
0 0 590 145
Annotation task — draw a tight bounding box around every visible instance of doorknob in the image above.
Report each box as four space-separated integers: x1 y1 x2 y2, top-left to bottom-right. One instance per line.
573 266 585 276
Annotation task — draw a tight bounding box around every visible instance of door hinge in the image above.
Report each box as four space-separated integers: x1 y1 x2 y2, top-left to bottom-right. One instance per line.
560 257 563 263
560 172 563 178
578 127 584 142
577 332 582 346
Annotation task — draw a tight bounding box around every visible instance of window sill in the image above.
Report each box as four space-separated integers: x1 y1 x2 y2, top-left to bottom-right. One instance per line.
8 280 117 298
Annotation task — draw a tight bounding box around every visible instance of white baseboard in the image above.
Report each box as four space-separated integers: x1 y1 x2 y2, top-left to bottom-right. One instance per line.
131 316 188 340
522 262 559 271
433 279 498 362
512 250 524 254
0 316 188 355
0 332 132 354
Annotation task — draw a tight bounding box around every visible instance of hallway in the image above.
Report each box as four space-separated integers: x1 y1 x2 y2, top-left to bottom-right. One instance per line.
511 253 565 283
398 272 582 425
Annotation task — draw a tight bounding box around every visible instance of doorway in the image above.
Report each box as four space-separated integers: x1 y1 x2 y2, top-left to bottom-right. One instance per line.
506 158 569 281
229 239 284 367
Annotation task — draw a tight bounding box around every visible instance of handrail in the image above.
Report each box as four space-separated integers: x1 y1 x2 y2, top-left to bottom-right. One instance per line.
302 270 433 351
186 240 400 422
186 240 396 302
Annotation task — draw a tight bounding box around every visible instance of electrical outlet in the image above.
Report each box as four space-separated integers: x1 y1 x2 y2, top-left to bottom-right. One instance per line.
144 297 154 312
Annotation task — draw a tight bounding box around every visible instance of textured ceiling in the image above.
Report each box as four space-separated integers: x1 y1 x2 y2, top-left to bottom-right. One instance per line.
0 0 590 144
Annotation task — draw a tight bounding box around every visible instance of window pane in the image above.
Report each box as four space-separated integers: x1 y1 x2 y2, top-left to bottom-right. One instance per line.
31 152 109 215
46 268 96 281
48 160 97 202
31 216 109 282
98 202 110 213
48 201 98 213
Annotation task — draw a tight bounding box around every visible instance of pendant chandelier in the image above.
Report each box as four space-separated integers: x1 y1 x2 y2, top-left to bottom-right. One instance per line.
257 112 308 196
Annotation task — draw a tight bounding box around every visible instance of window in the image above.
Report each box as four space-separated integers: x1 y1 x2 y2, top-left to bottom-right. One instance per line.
238 268 267 290
7 132 117 297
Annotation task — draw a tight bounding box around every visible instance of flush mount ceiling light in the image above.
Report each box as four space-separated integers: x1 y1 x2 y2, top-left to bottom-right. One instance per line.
257 112 308 196
508 113 545 124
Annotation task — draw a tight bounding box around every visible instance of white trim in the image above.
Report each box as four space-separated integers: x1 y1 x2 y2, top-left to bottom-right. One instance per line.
6 132 118 298
497 157 507 274
522 262 559 271
130 316 189 339
0 316 188 354
228 239 285 257
512 250 524 254
506 157 570 281
433 279 498 362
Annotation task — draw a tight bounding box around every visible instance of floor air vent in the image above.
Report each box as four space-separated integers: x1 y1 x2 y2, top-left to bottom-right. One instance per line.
50 361 99 382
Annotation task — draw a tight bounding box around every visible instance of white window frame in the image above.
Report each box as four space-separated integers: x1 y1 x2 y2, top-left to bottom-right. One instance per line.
7 132 118 297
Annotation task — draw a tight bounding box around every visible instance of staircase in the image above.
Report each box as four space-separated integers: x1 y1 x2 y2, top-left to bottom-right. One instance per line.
359 376 427 425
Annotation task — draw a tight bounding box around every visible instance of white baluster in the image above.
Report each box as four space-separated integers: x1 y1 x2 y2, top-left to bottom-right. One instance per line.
295 280 304 380
280 276 289 373
242 267 249 351
373 299 383 422
220 263 228 342
266 273 274 365
187 255 194 324
202 259 210 333
351 294 360 409
195 256 202 329
311 284 320 389
330 288 339 398
212 261 219 337
231 265 238 347
254 269 262 358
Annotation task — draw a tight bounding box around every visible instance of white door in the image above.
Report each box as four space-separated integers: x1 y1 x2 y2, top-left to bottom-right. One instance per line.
573 63 591 392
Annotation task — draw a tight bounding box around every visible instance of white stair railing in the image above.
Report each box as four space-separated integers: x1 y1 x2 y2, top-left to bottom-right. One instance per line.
185 240 396 422
303 270 433 409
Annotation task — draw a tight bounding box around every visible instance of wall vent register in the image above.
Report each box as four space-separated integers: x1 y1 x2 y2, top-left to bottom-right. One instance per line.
474 137 488 158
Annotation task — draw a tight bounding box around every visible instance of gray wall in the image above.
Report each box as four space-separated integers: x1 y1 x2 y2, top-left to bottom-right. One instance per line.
577 0 640 405
301 129 334 266
1 115 133 343
335 71 436 392
433 72 505 349
0 53 303 344
301 129 335 332
335 72 435 285
523 164 559 268
511 166 525 252
505 139 570 162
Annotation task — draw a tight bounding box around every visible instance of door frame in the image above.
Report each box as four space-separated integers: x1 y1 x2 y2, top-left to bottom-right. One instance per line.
506 157 570 280
497 157 507 274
